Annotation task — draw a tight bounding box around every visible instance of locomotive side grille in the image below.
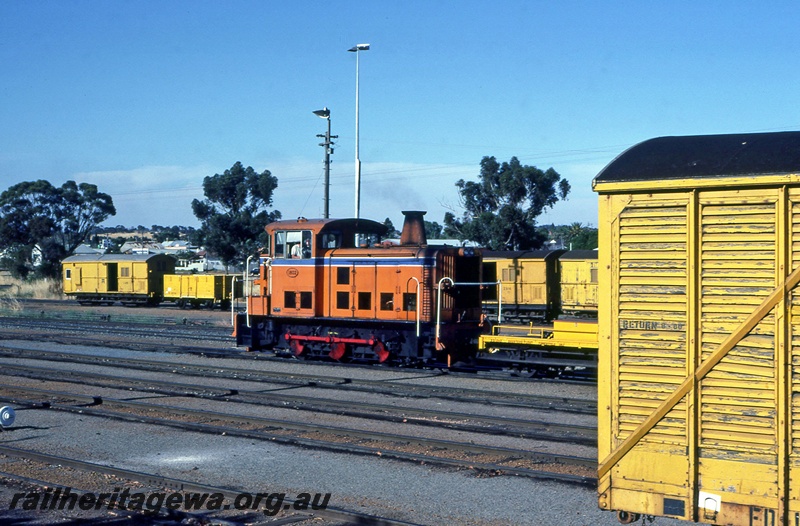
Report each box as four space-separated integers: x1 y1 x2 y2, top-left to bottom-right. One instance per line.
438 253 456 318
421 266 432 320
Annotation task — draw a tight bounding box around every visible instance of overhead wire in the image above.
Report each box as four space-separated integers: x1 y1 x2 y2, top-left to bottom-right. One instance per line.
96 142 632 201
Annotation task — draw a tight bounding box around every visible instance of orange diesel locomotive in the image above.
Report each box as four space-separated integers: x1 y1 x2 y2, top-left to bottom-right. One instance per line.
234 211 484 364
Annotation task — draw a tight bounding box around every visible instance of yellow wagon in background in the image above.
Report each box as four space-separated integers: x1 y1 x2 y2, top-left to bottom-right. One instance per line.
558 249 598 317
163 273 240 309
62 253 175 306
481 250 563 323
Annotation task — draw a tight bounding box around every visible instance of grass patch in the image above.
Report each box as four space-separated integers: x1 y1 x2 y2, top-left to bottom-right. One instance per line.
0 275 62 300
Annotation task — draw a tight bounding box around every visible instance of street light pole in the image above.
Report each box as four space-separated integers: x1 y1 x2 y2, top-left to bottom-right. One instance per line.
313 107 336 219
348 43 369 220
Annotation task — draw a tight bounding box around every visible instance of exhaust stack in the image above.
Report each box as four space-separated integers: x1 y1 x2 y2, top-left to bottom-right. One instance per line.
400 210 427 246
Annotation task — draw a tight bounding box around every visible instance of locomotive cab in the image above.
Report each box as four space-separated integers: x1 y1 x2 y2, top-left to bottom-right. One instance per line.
244 217 392 326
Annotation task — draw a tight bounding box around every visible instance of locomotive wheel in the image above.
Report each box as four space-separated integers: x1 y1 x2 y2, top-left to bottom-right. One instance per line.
329 342 347 361
290 340 305 357
373 342 390 363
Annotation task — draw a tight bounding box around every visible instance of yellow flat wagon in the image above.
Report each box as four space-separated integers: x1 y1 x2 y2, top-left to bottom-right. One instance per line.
595 131 800 525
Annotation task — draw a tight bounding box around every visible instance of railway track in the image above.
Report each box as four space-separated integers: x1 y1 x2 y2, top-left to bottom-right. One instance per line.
0 345 597 414
0 316 232 343
0 343 597 481
0 312 602 523
0 383 596 485
0 360 597 446
0 304 599 380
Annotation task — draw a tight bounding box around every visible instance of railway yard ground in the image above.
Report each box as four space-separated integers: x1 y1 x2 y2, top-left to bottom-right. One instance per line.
0 299 692 525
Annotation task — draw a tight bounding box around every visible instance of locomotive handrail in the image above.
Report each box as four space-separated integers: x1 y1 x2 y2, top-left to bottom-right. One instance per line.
408 276 421 338
496 280 503 323
435 279 502 359
244 255 253 328
435 277 454 354
230 274 237 327
477 281 504 321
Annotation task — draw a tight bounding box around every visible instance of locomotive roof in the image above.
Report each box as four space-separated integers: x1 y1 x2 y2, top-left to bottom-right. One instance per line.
594 131 800 185
62 253 174 263
265 217 388 235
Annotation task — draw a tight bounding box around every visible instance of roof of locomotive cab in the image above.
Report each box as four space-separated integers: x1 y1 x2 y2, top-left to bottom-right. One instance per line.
264 217 388 235
593 131 800 188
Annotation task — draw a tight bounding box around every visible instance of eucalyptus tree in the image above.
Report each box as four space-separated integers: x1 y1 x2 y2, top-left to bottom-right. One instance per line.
443 156 570 250
0 180 115 278
191 162 281 268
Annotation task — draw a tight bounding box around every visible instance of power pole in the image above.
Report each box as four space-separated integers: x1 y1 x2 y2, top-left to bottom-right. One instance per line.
313 108 337 218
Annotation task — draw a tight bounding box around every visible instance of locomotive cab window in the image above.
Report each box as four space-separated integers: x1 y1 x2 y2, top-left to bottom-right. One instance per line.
277 230 313 259
357 232 381 248
275 231 286 258
322 232 341 249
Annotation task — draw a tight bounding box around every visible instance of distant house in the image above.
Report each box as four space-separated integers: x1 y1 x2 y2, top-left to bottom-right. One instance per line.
119 241 164 254
205 257 227 272
161 240 193 252
73 244 103 255
175 249 207 273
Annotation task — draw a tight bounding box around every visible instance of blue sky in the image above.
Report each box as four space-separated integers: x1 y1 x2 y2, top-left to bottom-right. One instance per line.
2 2 799 231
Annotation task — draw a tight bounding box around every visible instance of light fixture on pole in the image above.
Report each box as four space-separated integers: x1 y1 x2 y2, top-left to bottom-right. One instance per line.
313 107 336 219
348 43 369 220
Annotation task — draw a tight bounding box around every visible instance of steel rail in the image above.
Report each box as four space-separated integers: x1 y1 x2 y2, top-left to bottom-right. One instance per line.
0 384 596 485
0 361 596 445
0 314 601 382
0 346 597 414
0 317 231 340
